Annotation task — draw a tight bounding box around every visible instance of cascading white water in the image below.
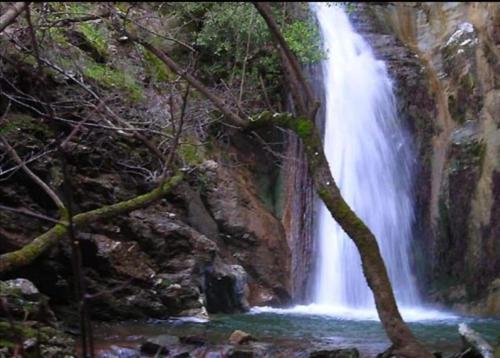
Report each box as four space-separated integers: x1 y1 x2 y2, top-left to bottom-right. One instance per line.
311 3 420 310
251 3 457 322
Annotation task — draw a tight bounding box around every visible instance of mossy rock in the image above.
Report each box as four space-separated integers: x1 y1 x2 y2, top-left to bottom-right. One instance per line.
82 63 144 102
0 320 75 357
0 279 56 325
178 141 208 167
0 114 54 141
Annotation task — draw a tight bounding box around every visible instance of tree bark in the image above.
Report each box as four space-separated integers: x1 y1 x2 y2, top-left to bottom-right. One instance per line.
253 2 318 116
0 2 29 33
0 173 183 274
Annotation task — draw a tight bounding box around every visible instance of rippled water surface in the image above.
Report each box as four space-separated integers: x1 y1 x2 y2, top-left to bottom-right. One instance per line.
92 311 500 357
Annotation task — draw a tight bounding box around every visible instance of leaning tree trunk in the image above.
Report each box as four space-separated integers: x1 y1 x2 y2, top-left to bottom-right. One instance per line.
123 4 433 354
252 3 432 356
249 112 432 358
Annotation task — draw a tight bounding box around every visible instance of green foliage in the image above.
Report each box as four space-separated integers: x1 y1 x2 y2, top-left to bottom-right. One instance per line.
170 2 323 99
0 114 54 139
83 63 143 102
78 22 108 58
296 118 314 138
142 48 173 84
46 27 69 47
283 19 324 64
192 3 268 79
178 142 206 166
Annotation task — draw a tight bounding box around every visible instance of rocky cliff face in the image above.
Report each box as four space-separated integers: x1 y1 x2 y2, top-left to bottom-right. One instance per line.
354 3 499 316
0 123 293 320
0 8 294 321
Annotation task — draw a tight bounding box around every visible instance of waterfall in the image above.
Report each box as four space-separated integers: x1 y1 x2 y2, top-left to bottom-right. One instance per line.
311 3 420 309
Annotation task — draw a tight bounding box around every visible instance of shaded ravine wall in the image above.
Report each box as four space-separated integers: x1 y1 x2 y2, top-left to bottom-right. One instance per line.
350 3 499 316
279 62 325 303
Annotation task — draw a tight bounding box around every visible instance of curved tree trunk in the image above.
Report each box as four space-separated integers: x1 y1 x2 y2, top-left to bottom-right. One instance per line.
304 128 430 358
250 112 431 358
122 4 432 354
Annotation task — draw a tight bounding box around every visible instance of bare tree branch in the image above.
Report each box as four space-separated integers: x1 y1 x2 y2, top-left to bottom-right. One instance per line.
0 2 29 33
0 173 183 274
0 136 66 211
0 204 61 225
128 34 248 128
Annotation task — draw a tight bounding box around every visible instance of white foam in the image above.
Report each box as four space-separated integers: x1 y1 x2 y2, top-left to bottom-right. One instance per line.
170 316 209 323
250 304 458 322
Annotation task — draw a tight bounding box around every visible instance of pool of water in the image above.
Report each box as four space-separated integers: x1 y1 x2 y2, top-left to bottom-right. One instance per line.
92 307 500 357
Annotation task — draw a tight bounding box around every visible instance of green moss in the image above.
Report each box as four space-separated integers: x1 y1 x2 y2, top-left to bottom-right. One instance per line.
178 142 206 166
0 319 74 356
83 63 143 102
114 2 130 13
142 48 174 84
295 118 314 139
460 72 475 92
46 27 69 47
0 114 54 139
78 22 108 58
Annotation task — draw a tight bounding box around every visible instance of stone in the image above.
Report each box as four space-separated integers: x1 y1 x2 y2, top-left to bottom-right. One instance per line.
140 335 179 356
204 162 292 306
0 279 56 325
229 330 255 345
310 348 360 358
201 160 219 171
4 278 39 297
205 262 250 313
179 335 206 346
228 347 254 358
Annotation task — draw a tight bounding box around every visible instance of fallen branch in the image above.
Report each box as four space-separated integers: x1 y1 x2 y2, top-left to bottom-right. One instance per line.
0 136 65 211
0 173 183 274
458 323 494 358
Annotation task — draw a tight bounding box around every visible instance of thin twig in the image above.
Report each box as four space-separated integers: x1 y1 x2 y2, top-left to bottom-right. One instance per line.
0 136 65 210
0 204 62 225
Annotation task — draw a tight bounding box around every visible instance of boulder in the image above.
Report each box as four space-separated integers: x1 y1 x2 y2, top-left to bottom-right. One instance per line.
0 278 56 325
140 335 179 356
203 161 291 306
311 348 360 358
229 330 256 345
99 345 141 358
0 279 75 357
205 262 250 313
